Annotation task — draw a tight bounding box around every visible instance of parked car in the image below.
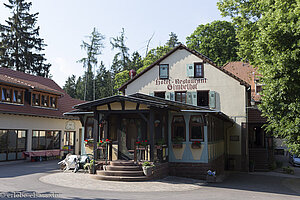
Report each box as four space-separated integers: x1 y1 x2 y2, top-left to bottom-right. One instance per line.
289 153 300 167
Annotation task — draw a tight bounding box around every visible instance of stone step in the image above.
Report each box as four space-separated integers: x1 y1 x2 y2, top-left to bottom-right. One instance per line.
110 160 136 166
106 165 142 171
92 175 149 182
97 170 144 177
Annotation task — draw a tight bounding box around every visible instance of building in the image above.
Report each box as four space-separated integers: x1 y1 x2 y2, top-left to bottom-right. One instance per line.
0 67 83 161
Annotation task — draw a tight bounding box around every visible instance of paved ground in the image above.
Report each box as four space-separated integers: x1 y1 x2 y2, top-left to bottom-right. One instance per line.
0 160 300 200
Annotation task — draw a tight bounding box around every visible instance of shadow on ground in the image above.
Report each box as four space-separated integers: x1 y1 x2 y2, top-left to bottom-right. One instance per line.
206 172 300 197
0 160 60 178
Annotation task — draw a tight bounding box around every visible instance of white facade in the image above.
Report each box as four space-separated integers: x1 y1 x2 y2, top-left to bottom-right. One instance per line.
0 113 81 155
124 48 248 169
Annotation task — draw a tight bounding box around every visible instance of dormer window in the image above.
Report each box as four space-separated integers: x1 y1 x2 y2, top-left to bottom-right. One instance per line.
31 92 58 109
0 85 24 104
159 64 169 79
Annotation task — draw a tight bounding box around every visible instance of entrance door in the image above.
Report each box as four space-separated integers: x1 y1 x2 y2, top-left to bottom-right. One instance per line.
118 118 142 160
63 131 75 154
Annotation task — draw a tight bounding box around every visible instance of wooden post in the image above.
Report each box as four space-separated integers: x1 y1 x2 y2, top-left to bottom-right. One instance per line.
93 109 100 174
149 109 154 162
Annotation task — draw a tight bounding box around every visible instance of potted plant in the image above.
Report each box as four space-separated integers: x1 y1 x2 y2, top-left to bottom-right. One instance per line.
172 137 184 148
97 139 110 149
84 139 94 147
136 140 148 150
206 170 217 183
142 161 155 177
191 141 201 149
84 159 95 174
155 138 166 149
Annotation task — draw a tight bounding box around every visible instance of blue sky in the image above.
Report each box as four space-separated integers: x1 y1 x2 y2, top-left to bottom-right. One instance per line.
0 0 228 86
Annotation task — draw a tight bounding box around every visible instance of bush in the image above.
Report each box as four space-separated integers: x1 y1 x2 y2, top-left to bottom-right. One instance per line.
282 166 294 174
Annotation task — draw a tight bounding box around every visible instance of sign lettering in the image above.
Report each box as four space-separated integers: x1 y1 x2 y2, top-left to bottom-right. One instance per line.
155 78 207 91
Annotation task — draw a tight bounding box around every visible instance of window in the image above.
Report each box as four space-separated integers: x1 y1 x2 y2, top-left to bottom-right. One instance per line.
31 92 58 108
154 92 165 99
32 130 60 150
0 129 27 161
85 117 94 139
172 116 186 141
197 91 209 106
159 64 169 79
175 91 186 103
194 63 204 78
189 115 205 141
0 85 24 104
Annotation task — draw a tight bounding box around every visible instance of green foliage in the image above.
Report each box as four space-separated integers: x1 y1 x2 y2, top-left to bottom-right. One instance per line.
166 32 180 48
113 70 130 93
186 20 239 66
142 161 155 168
282 166 294 174
137 45 171 74
218 0 300 155
63 75 76 98
0 0 51 77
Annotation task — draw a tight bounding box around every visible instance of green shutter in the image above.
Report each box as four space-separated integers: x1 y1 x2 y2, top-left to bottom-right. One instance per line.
170 92 175 101
165 92 170 100
186 92 192 105
186 64 194 77
191 92 197 106
209 91 216 109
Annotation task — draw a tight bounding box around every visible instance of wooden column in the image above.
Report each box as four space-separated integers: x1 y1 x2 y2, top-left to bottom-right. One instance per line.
149 109 155 161
93 108 100 174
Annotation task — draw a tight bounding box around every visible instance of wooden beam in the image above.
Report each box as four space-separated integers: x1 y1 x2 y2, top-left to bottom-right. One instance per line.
107 103 111 110
136 103 140 110
121 101 125 110
138 113 149 123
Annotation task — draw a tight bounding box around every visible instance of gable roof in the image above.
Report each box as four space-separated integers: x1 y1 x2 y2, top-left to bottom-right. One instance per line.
223 61 261 101
118 44 250 92
0 67 84 119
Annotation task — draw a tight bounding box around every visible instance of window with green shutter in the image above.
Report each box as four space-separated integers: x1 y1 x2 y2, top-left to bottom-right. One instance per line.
159 64 169 79
186 64 194 77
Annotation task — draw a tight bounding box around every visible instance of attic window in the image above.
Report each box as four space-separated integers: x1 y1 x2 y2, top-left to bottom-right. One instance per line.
0 85 24 105
194 63 204 78
159 64 169 79
31 92 58 109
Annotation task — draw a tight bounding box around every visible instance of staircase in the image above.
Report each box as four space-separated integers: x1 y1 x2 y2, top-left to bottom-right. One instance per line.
93 160 148 181
249 148 270 171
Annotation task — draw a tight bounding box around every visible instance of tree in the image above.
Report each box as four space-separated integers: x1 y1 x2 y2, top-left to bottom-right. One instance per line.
0 0 51 77
110 28 130 71
78 27 105 101
137 45 171 74
63 75 76 98
95 61 113 99
218 0 300 154
113 70 130 93
166 32 180 48
186 20 239 66
129 51 143 72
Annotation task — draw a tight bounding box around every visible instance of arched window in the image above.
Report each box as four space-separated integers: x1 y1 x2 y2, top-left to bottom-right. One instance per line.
189 115 205 141
172 115 186 141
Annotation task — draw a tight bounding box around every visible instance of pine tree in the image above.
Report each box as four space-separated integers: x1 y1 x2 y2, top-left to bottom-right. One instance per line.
63 75 76 98
0 0 51 77
77 27 105 101
166 32 180 48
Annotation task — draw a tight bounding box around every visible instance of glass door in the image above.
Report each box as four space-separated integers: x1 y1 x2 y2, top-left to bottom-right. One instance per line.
63 131 75 154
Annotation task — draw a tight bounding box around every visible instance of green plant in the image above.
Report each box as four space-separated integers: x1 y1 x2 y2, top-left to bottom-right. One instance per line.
282 166 294 174
156 138 166 146
84 159 95 171
173 137 184 144
97 139 111 147
142 161 155 168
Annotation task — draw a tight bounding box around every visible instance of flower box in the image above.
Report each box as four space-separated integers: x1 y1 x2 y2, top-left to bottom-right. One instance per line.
172 143 183 148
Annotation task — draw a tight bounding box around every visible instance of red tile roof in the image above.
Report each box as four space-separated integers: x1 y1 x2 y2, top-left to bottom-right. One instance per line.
223 61 261 101
0 67 85 118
